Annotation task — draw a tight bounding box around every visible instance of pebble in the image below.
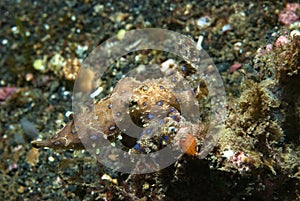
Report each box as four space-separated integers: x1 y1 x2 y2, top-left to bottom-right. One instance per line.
48 156 55 162
17 185 25 194
20 118 39 140
196 16 212 29
26 148 40 166
2 39 8 45
33 59 46 72
117 29 126 40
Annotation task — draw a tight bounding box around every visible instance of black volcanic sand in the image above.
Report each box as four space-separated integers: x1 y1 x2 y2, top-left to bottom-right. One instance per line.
0 1 298 200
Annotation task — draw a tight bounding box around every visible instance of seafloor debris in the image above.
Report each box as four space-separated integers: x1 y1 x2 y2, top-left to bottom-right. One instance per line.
216 34 300 176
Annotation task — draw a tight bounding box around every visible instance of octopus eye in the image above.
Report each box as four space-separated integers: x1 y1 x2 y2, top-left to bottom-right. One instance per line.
168 126 178 133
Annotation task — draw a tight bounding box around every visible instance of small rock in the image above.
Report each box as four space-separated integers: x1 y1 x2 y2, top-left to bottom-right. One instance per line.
17 185 25 194
230 63 242 74
26 148 40 166
33 59 46 72
20 118 39 141
196 16 212 29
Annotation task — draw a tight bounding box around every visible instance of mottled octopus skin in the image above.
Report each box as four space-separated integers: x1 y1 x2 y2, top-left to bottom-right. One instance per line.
32 71 204 156
32 119 84 149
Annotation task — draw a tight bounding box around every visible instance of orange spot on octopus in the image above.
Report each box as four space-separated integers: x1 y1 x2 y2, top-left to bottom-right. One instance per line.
180 133 197 156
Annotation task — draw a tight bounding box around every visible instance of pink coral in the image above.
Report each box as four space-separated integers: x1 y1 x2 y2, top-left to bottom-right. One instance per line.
265 44 273 52
0 87 17 104
278 3 300 25
229 63 242 74
275 35 290 47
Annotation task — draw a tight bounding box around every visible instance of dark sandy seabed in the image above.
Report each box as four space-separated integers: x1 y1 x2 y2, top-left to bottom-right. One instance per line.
0 0 299 201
